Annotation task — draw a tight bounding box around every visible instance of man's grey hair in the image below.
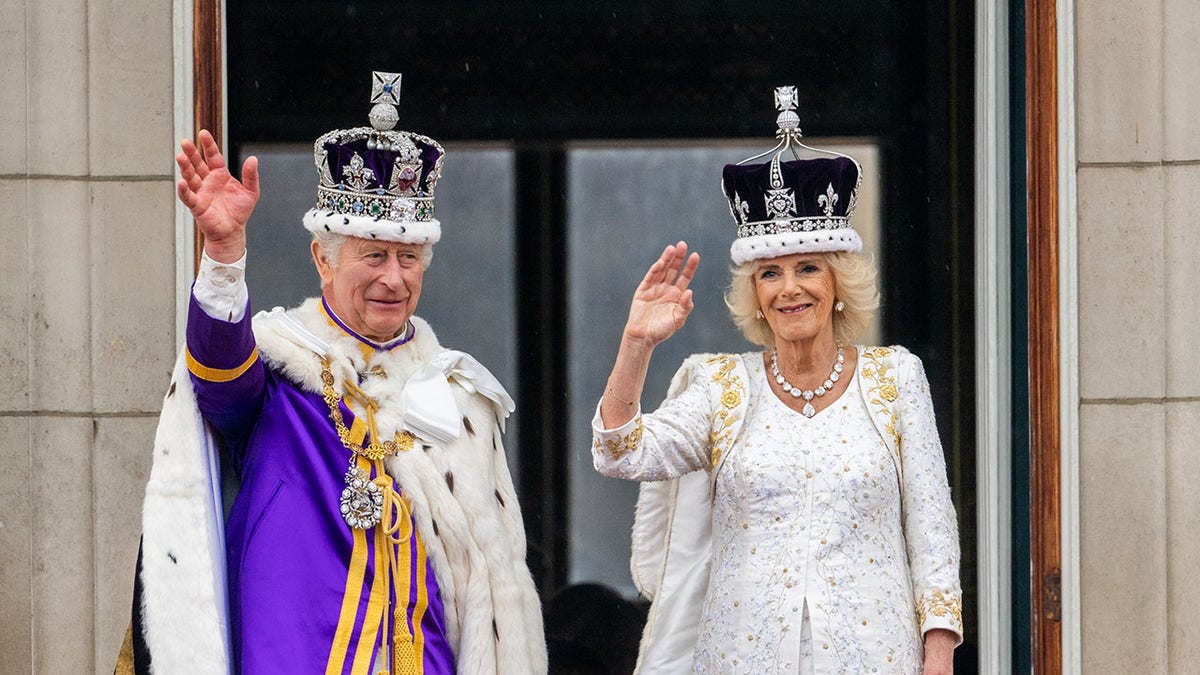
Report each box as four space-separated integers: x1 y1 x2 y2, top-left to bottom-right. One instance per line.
311 230 434 268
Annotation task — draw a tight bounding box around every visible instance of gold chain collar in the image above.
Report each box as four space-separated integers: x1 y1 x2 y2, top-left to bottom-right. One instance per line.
320 359 416 461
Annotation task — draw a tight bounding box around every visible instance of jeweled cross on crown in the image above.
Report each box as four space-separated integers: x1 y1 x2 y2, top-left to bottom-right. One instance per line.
371 72 402 106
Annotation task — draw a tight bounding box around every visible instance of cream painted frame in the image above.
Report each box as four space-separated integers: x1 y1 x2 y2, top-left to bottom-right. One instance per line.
1056 0 1081 670
975 0 1013 671
172 0 194 350
172 0 226 350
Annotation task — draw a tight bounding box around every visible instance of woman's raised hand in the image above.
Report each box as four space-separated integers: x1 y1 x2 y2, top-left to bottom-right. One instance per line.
600 241 699 428
175 129 260 263
622 241 701 348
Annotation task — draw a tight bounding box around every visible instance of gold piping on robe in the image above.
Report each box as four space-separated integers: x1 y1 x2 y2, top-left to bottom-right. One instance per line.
185 346 259 382
325 428 372 675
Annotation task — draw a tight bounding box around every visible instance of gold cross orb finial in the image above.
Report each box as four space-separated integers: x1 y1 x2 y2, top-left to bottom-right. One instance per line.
371 72 402 106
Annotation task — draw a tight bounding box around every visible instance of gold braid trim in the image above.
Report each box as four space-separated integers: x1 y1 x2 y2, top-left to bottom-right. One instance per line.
706 355 745 468
185 345 259 383
916 589 964 633
114 623 136 675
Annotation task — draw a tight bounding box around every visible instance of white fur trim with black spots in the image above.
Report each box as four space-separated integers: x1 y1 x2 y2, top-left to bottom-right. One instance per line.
729 227 862 265
303 208 441 245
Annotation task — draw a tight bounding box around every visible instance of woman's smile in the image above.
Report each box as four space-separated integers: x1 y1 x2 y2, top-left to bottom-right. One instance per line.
776 302 812 315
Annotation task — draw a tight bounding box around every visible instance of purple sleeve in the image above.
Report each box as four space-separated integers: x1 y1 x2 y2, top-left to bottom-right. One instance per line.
185 290 266 443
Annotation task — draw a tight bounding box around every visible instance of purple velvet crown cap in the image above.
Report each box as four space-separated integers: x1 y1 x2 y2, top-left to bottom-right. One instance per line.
323 137 443 198
724 155 864 265
722 156 859 221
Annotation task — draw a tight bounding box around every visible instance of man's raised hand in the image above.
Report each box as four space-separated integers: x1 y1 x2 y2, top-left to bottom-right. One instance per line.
175 129 260 263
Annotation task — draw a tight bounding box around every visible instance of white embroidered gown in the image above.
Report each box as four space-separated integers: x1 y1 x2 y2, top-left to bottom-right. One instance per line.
592 348 962 674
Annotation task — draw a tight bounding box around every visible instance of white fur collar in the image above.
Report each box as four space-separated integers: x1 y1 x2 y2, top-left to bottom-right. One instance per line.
253 299 443 392
251 300 511 446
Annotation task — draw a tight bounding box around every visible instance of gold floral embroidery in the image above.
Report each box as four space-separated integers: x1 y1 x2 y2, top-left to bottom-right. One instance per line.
721 389 742 410
707 355 745 467
916 590 964 632
597 418 644 460
858 347 901 454
391 431 416 453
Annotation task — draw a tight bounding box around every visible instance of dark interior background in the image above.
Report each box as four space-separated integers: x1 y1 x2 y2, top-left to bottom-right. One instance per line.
227 1 978 669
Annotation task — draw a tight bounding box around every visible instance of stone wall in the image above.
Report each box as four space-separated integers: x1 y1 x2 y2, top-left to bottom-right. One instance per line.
1075 0 1200 672
0 0 177 672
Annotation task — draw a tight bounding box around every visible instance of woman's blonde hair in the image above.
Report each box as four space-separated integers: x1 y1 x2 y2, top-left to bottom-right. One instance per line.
724 250 880 347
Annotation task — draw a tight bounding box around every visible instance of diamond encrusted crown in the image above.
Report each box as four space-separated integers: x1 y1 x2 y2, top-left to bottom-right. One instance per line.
302 72 445 245
722 86 864 265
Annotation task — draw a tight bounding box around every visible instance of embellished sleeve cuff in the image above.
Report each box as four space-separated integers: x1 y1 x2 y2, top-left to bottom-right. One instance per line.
917 590 964 645
193 249 249 322
590 400 644 463
186 291 258 383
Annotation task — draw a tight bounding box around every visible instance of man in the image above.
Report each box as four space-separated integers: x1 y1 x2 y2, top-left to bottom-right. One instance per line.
126 73 546 674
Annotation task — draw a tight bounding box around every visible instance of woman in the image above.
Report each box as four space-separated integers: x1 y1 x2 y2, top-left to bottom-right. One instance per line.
591 89 962 674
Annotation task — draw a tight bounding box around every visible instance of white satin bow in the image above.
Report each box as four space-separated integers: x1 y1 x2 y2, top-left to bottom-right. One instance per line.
401 349 514 446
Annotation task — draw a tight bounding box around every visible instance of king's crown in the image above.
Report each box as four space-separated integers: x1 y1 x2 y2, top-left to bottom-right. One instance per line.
303 72 445 245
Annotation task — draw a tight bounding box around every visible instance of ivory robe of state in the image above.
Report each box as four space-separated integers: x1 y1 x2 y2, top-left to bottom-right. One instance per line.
592 347 962 674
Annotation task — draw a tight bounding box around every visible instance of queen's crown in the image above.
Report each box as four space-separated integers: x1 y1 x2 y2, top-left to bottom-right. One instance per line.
723 86 864 264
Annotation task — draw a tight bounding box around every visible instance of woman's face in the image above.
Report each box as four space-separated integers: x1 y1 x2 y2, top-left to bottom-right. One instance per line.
753 253 838 346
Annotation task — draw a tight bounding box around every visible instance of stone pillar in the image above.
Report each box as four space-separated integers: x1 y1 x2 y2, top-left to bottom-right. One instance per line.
0 0 178 672
1075 0 1200 672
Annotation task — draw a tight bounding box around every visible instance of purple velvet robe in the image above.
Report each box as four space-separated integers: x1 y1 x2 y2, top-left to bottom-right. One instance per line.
185 293 454 675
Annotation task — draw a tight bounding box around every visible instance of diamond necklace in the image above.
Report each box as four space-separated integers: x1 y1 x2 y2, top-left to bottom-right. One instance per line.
771 345 845 418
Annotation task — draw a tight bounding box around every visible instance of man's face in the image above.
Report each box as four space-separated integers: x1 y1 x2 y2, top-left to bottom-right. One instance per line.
312 237 425 342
